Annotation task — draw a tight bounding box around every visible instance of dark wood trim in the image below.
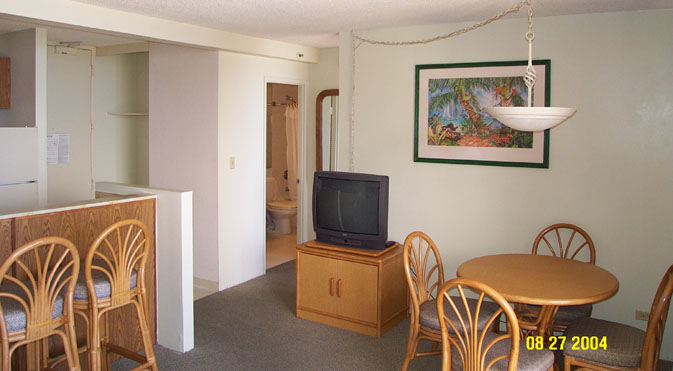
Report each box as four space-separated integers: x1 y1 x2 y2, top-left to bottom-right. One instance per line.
0 57 10 109
316 89 339 172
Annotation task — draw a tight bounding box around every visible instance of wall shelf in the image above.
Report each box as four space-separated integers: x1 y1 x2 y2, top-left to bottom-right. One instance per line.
107 112 148 116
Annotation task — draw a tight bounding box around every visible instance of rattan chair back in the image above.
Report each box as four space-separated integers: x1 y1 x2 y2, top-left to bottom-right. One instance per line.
80 219 157 371
641 263 673 370
85 219 150 309
532 223 595 264
437 278 518 371
401 231 446 370
0 237 80 370
404 231 445 310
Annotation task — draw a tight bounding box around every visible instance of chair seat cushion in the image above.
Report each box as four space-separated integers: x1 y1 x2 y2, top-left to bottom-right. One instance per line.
526 303 592 325
0 281 65 333
419 297 500 332
563 317 645 369
451 331 555 371
73 266 138 301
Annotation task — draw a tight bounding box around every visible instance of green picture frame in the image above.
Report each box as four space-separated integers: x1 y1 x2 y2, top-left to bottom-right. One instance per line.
414 60 551 168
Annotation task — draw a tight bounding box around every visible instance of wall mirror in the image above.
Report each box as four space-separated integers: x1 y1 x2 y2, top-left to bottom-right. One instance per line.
316 89 339 171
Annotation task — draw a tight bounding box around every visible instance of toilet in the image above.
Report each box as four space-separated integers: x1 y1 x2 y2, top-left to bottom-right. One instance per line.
266 177 297 234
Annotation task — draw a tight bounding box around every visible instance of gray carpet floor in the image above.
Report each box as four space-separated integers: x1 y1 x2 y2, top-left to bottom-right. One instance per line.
112 260 673 370
112 260 440 370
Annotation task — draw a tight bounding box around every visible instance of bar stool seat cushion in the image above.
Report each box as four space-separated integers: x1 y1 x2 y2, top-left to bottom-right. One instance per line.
0 281 65 332
73 266 137 301
420 297 500 332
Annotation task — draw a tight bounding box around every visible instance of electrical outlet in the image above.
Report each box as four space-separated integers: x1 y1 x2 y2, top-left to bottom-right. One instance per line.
635 310 649 321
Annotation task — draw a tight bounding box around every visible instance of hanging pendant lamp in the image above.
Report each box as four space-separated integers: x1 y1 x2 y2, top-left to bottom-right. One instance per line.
484 2 576 132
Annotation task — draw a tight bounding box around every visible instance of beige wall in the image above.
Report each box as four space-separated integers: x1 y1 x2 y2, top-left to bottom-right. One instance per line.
308 47 340 174
0 28 47 207
217 51 309 288
340 9 673 357
0 29 36 127
149 43 220 283
306 48 339 240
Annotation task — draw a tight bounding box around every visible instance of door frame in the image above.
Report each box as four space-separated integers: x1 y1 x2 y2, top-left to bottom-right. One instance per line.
263 77 307 271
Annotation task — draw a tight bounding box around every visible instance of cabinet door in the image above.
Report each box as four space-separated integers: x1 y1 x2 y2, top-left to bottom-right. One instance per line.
299 253 337 314
336 260 378 323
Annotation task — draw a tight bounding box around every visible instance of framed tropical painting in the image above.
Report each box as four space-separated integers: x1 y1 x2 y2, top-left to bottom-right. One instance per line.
414 60 551 168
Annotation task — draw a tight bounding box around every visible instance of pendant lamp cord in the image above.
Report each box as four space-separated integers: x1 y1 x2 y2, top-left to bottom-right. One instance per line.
348 0 532 171
353 0 532 46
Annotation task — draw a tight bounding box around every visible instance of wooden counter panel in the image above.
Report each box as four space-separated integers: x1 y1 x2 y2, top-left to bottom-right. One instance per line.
0 219 11 264
7 198 156 364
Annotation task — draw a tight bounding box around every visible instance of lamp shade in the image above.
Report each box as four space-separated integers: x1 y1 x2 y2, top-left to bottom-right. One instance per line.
484 106 577 132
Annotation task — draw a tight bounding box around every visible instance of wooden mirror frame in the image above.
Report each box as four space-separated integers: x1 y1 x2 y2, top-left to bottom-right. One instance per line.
316 89 339 171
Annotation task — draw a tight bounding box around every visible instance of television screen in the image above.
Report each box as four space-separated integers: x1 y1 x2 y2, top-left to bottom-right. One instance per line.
315 178 380 235
312 171 389 250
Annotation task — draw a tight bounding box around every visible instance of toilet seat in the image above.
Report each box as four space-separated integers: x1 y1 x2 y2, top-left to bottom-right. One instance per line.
267 200 296 210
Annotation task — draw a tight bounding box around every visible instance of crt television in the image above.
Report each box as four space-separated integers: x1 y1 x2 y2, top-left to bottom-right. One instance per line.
312 171 389 250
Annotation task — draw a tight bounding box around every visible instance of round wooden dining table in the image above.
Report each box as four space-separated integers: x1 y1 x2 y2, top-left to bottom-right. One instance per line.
457 253 619 338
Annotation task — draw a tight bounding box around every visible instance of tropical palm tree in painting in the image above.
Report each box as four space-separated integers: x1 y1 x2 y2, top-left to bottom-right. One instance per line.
429 77 491 135
427 75 532 148
493 76 526 107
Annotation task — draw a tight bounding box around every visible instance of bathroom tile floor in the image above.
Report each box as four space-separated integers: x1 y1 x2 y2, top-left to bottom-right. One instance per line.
266 227 297 269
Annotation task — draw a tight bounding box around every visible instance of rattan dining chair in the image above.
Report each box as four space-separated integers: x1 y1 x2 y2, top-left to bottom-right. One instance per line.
0 237 80 370
437 277 554 371
518 223 596 335
69 219 157 371
402 231 499 371
563 263 673 371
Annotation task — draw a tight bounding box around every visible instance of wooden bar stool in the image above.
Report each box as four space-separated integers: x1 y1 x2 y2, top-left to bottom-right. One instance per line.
72 219 157 371
0 237 81 370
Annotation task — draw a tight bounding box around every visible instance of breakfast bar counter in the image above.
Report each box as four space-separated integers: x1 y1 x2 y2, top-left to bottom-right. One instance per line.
0 194 157 366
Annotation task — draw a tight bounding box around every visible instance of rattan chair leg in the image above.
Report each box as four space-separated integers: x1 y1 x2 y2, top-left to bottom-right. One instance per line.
1 340 9 370
90 306 102 371
41 337 49 369
401 325 420 371
66 324 81 371
441 346 450 371
81 311 92 370
133 299 158 370
100 312 111 371
54 329 80 371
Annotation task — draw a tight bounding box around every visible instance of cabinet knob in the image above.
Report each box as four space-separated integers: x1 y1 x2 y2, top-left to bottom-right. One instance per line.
329 277 335 296
336 279 343 298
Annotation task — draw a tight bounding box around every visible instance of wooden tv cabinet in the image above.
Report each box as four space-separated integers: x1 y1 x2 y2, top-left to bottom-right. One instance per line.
296 240 408 338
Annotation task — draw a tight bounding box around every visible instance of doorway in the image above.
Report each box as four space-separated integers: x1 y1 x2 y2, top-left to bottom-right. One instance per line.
265 82 299 269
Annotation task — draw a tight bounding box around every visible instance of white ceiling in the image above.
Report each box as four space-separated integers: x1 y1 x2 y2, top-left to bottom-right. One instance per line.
70 0 673 47
2 0 673 48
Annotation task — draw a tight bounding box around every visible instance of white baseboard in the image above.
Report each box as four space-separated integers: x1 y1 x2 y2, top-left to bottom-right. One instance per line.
194 277 218 300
